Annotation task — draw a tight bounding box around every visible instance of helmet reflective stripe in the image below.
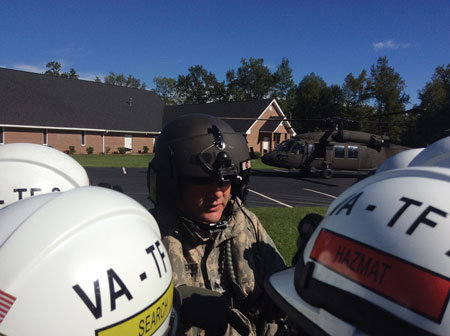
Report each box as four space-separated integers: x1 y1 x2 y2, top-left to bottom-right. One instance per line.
0 143 89 209
0 187 174 336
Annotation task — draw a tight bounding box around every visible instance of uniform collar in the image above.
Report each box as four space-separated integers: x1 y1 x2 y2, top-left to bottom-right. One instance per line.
177 198 242 244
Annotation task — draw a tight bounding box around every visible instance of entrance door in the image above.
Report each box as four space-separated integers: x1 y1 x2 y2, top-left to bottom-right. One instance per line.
262 137 269 154
124 135 132 149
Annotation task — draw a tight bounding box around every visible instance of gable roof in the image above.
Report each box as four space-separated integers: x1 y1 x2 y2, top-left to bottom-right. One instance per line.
0 67 164 133
259 115 284 132
163 99 276 133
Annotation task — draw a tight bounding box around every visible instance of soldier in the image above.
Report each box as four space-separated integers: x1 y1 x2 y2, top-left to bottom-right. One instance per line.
148 113 286 335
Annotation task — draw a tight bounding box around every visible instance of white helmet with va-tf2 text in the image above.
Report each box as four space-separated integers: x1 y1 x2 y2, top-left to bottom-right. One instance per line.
0 186 176 336
266 137 450 335
0 143 89 209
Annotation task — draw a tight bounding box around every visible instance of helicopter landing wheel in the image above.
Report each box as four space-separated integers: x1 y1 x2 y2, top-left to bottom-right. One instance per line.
323 168 333 179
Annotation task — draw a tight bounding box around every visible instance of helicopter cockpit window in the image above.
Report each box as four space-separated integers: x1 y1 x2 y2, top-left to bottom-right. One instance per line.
348 145 358 159
334 145 345 159
275 140 291 152
290 143 304 154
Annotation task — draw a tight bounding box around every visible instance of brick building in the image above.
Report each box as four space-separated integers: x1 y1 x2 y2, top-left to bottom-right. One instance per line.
164 99 295 155
0 67 163 154
1 67 295 154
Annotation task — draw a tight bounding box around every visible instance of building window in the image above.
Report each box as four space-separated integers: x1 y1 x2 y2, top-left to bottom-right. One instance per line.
0 128 4 144
348 146 358 159
43 129 48 145
274 133 281 145
81 131 86 146
334 145 345 159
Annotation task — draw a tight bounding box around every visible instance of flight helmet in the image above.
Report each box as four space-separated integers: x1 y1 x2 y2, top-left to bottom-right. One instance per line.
0 143 89 209
0 186 176 336
148 113 251 206
265 136 450 335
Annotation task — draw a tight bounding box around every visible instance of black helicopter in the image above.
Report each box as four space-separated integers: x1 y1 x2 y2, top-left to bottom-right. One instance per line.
261 118 410 178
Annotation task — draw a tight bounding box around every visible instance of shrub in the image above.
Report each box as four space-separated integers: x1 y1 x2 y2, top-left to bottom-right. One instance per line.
251 151 261 159
86 146 94 154
68 146 76 155
118 147 127 154
105 146 111 154
143 145 149 153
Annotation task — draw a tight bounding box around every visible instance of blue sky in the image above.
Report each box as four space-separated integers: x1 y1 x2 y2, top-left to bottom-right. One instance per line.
1 0 449 106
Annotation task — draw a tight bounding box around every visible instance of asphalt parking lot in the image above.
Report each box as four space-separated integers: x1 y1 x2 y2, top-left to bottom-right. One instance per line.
85 168 363 209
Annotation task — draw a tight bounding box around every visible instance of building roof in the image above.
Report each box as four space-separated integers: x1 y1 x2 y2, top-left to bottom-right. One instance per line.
0 67 164 133
259 115 284 132
163 99 276 133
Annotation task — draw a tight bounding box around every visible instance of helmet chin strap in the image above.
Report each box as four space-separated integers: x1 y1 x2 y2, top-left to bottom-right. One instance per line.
204 219 229 233
178 214 229 237
177 202 234 236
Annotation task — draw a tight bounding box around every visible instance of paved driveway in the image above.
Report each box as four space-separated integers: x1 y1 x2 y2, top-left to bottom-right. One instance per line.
86 168 362 209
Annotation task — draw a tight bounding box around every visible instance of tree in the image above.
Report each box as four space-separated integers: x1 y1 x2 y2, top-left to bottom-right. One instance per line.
293 73 334 131
44 61 79 79
60 68 79 79
367 56 409 142
152 76 180 105
327 84 345 119
412 64 450 146
100 72 146 89
44 61 62 76
272 57 296 118
176 65 226 104
342 70 370 113
342 70 375 131
226 58 274 100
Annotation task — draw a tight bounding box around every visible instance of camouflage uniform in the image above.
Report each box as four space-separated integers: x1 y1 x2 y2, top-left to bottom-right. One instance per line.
156 197 286 335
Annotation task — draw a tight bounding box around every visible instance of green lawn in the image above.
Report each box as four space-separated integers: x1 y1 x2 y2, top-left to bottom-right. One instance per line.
72 154 274 169
73 154 321 264
251 207 327 266
72 154 154 167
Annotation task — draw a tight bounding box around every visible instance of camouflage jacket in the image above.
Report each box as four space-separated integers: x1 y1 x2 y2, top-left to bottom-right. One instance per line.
156 198 286 335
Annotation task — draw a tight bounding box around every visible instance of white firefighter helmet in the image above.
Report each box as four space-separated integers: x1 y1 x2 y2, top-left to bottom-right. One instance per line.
409 136 450 168
0 143 89 209
266 141 450 334
0 186 175 336
376 147 424 174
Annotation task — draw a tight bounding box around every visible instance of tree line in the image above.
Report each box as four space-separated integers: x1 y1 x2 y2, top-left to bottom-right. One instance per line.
44 58 450 147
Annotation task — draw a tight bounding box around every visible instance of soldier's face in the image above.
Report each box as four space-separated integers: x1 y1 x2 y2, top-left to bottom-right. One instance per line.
176 178 232 224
